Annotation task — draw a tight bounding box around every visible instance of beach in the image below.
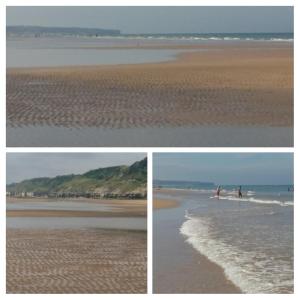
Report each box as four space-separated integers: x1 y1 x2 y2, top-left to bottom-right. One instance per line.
7 228 146 293
153 194 241 293
153 198 178 209
6 197 147 293
6 197 147 217
153 187 293 294
7 39 293 147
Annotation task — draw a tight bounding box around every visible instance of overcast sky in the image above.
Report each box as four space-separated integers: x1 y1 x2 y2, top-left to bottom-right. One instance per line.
6 6 293 34
153 153 293 185
7 153 146 184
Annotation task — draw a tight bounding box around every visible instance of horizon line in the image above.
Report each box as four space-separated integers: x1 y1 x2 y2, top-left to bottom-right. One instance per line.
6 25 294 35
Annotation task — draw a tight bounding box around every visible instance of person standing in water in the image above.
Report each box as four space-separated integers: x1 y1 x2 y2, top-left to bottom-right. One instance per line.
216 185 221 197
238 186 243 198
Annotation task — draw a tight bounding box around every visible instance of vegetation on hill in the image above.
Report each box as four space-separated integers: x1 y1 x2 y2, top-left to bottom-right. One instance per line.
7 158 147 197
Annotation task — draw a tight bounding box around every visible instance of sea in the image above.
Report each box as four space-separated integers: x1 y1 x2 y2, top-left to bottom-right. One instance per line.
6 32 293 68
154 181 294 293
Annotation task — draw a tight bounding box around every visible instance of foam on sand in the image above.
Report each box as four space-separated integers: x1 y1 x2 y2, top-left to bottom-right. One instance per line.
180 214 293 293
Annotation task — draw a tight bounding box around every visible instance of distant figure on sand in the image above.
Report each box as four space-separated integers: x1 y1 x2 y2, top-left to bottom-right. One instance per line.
216 185 221 197
238 186 243 198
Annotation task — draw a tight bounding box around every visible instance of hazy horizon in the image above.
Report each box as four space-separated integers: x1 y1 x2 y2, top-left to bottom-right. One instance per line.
6 24 294 35
153 153 293 185
7 7 294 34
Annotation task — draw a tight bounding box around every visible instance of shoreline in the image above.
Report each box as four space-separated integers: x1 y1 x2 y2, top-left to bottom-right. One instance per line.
6 197 147 217
7 40 293 146
7 40 293 71
153 191 241 293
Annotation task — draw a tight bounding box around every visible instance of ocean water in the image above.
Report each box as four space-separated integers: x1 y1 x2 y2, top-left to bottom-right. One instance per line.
123 32 293 41
6 36 188 68
7 217 147 231
7 32 293 42
155 184 294 293
6 201 118 212
7 32 293 68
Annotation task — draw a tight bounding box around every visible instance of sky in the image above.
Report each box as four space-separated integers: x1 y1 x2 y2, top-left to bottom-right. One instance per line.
6 153 146 184
153 153 293 185
6 6 293 34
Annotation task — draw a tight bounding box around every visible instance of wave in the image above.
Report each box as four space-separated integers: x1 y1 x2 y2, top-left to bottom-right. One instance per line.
209 195 293 207
180 214 293 293
247 191 256 196
105 36 293 42
10 34 292 42
155 187 216 193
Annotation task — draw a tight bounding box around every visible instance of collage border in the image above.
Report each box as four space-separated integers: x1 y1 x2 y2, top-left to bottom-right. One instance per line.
1 0 298 298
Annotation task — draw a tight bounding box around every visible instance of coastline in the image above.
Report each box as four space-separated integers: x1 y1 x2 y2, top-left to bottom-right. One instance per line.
153 190 241 293
153 187 293 293
6 197 147 217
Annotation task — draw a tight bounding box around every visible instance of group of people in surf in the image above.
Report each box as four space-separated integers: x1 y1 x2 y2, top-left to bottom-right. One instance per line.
216 185 243 198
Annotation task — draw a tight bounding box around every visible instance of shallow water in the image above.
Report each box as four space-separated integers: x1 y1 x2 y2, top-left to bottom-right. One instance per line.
6 201 117 212
7 36 187 67
7 216 147 231
155 188 294 293
7 125 293 147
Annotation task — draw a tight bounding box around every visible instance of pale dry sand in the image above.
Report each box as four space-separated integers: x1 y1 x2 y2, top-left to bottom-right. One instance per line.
7 42 293 129
7 228 147 293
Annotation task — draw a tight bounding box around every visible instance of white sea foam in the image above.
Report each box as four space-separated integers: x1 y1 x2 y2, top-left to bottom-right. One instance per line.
180 215 293 293
247 191 256 196
217 195 293 207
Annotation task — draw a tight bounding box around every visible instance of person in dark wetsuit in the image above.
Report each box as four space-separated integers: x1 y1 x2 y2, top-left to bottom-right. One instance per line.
216 185 221 197
238 186 243 198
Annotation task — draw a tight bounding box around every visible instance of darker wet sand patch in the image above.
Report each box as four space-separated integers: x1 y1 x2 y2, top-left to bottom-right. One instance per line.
153 198 179 210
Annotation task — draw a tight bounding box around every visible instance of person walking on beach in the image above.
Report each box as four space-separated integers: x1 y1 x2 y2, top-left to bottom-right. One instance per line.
216 185 221 197
238 186 243 198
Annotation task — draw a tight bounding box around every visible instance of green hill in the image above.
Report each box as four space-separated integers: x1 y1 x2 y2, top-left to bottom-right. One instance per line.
7 158 147 198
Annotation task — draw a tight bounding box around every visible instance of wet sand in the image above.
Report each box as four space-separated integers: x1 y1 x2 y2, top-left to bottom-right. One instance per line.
7 41 293 147
153 198 179 209
6 197 147 293
6 197 147 217
7 124 293 147
7 228 147 293
153 190 241 293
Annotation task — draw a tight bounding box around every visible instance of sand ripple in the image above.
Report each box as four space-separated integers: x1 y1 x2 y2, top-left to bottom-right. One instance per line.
7 228 147 293
7 46 293 128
